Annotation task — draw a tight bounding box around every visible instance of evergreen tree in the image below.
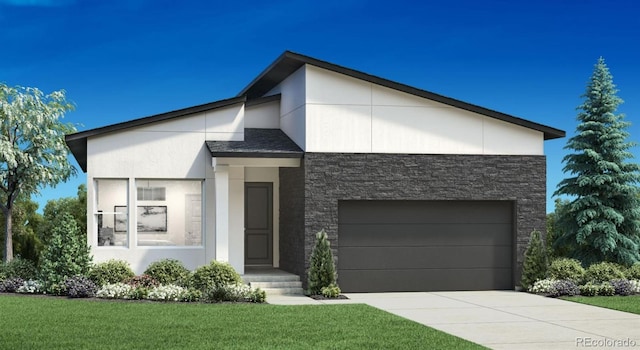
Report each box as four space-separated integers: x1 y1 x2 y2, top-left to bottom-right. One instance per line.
307 230 337 295
521 230 548 290
554 58 640 266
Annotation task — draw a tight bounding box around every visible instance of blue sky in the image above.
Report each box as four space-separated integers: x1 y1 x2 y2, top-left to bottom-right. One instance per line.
1 0 640 213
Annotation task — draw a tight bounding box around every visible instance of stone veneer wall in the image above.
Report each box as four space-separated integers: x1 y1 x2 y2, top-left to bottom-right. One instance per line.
301 153 547 289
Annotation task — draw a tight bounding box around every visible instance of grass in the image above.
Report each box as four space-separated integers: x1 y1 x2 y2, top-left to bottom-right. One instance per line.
0 295 485 349
561 295 640 315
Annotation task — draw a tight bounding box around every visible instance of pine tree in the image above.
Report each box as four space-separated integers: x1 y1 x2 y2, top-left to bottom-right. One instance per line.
307 230 337 295
554 57 640 266
521 230 548 290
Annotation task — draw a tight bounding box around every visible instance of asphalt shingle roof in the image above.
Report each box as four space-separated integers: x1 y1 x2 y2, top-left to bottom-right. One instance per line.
206 128 303 158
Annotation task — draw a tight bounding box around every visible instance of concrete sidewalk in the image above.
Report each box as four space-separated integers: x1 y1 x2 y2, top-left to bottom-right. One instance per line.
268 291 640 349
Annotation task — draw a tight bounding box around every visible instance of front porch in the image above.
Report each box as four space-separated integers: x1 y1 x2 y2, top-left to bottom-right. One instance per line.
242 267 304 295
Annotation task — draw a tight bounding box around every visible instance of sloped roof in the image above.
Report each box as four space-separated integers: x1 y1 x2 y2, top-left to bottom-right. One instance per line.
65 96 246 172
206 128 303 158
239 51 565 140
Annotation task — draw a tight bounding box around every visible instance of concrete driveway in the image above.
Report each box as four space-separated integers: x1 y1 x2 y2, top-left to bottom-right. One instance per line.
345 291 640 349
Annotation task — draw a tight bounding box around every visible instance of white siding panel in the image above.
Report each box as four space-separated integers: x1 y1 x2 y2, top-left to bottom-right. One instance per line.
371 106 484 154
245 100 280 128
137 112 206 132
306 65 371 105
205 105 244 134
280 106 306 150
306 104 372 152
372 84 447 108
483 117 544 155
272 66 305 117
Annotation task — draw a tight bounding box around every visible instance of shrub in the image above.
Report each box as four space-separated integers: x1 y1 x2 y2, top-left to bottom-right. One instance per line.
529 278 557 294
307 230 338 295
188 261 242 291
16 280 43 294
128 286 150 300
179 288 202 302
38 213 92 294
203 284 266 303
64 275 98 298
96 283 133 299
521 230 548 290
583 262 626 284
598 282 616 296
321 283 341 298
126 274 159 289
147 285 186 301
547 258 585 283
144 259 190 286
0 277 25 293
3 257 36 280
579 282 601 297
89 260 135 287
626 263 640 280
549 280 579 297
630 280 640 294
609 279 634 296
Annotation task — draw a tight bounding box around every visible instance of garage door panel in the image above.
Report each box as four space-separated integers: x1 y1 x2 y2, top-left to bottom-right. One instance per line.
339 201 512 224
338 269 513 292
337 200 513 292
339 223 512 247
339 246 512 270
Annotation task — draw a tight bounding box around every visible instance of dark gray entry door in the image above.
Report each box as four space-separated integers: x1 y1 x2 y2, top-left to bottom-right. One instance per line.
338 200 513 292
245 183 273 265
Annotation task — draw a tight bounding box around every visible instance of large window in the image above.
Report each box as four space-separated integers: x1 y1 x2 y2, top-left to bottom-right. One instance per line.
95 179 128 247
136 179 203 247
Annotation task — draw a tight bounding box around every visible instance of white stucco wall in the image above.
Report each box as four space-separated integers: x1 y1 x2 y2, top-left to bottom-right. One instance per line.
268 66 306 149
86 103 244 273
289 65 545 155
244 100 280 129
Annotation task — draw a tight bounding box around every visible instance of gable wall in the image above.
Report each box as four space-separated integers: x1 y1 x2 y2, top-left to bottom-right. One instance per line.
302 65 544 155
245 100 280 128
267 67 306 149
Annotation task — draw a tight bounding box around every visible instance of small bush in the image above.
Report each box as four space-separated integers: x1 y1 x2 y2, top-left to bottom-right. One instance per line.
126 274 159 289
0 277 25 293
188 261 242 291
3 257 36 280
598 282 615 296
128 286 150 300
529 278 557 294
630 280 640 294
579 282 601 297
549 280 579 297
547 258 585 283
89 260 135 287
16 280 43 294
626 263 640 280
147 285 186 301
202 284 266 303
96 283 133 299
179 288 202 302
64 275 98 298
521 230 548 290
321 283 341 298
144 259 190 286
584 262 626 284
307 230 338 295
609 279 634 296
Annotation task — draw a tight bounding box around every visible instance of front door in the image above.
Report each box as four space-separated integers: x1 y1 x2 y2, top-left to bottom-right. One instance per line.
245 183 273 265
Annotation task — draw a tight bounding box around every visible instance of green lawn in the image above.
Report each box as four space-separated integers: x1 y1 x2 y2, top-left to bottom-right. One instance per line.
0 295 485 349
562 295 640 315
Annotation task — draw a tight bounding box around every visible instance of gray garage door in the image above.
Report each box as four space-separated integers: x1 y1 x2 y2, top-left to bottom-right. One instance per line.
337 200 513 292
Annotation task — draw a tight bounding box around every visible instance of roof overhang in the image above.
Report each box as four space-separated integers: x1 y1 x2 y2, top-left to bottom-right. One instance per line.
238 51 565 141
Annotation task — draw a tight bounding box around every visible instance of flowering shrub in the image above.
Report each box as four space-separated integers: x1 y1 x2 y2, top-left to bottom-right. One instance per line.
126 275 159 289
547 258 584 283
529 279 557 294
96 283 133 299
179 288 202 302
147 285 186 301
579 282 601 297
629 280 640 294
0 277 25 293
65 275 98 298
203 284 266 303
321 283 341 298
609 279 634 296
16 280 43 294
598 283 615 296
549 280 579 297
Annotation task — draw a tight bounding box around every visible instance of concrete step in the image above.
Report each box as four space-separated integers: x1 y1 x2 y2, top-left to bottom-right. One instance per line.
261 287 305 295
250 281 303 289
242 275 301 283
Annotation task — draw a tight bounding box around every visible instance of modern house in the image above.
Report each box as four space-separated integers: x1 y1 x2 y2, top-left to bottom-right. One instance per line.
66 51 565 292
